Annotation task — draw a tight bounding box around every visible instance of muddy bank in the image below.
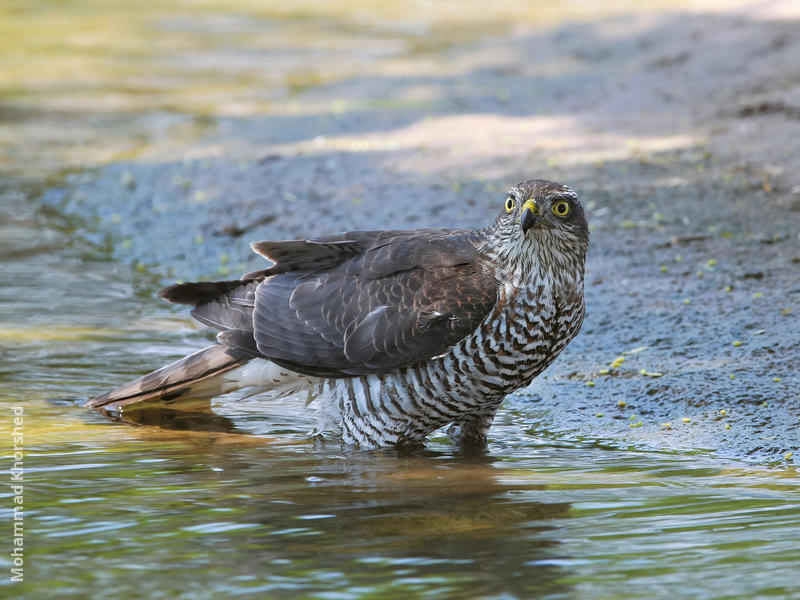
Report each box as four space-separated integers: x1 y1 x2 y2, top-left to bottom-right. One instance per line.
16 1 800 461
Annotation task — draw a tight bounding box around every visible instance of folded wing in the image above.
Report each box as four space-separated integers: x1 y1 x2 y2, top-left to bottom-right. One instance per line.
160 229 499 378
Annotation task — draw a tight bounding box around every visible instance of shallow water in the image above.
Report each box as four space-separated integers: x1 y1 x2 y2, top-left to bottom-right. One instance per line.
2 183 800 600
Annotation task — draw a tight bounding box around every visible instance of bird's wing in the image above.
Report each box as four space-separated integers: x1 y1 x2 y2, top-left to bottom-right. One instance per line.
159 229 499 377
158 234 382 332
253 229 499 377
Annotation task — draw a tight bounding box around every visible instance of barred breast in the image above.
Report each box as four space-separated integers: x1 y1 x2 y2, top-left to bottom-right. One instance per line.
317 274 585 448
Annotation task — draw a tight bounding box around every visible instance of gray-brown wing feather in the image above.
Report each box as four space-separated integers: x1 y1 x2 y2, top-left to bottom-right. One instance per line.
252 230 499 376
159 229 499 378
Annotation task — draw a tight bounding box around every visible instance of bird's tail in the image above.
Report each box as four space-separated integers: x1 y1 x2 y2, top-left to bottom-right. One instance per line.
86 344 252 412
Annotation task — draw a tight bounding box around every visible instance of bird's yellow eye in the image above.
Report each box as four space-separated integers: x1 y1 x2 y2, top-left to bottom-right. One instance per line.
505 197 515 213
552 200 570 217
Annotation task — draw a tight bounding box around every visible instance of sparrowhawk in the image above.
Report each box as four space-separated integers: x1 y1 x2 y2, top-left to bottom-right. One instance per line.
87 179 589 449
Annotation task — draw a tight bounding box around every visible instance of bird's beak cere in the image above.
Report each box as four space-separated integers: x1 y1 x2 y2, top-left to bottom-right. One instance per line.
520 199 538 234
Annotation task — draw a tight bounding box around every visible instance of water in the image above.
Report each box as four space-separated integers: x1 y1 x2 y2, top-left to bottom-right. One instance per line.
2 2 800 598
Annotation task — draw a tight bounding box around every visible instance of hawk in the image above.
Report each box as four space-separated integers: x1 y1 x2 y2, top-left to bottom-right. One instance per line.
87 179 589 448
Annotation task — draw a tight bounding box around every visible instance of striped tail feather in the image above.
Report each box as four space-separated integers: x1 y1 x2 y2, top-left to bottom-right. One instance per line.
86 344 252 412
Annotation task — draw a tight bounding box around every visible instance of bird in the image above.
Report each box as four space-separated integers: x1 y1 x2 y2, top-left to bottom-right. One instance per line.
87 179 589 449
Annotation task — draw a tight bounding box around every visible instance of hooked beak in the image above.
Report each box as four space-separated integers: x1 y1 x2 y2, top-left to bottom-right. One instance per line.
520 199 538 234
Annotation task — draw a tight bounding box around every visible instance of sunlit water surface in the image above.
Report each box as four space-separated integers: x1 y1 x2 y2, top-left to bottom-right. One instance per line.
2 178 800 600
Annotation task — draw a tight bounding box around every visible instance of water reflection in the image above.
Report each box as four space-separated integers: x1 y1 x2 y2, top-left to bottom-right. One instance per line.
104 406 242 434
201 448 571 597
20 427 575 598
67 402 575 595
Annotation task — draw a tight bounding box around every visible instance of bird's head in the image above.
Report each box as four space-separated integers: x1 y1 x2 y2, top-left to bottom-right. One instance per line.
494 179 589 271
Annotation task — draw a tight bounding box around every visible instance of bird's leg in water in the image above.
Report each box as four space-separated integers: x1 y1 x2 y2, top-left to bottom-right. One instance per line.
447 409 499 452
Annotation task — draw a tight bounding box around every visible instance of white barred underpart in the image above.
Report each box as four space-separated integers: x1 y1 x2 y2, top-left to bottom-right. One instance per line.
323 257 583 447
